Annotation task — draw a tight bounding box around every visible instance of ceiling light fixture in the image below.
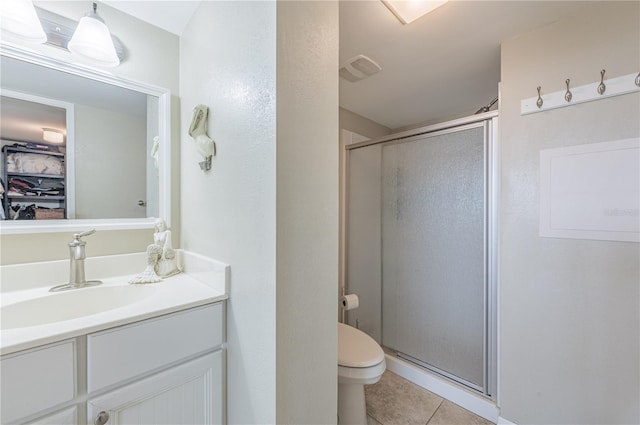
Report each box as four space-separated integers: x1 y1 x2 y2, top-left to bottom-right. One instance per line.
381 0 448 25
68 2 120 67
0 0 47 44
42 128 65 144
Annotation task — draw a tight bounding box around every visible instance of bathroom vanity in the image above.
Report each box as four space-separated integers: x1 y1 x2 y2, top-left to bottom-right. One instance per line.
0 251 228 425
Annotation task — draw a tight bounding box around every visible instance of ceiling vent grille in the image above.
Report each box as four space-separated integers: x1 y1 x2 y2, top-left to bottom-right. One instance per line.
339 55 382 82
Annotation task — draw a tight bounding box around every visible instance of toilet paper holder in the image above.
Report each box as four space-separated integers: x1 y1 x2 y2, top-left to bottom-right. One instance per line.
340 293 359 311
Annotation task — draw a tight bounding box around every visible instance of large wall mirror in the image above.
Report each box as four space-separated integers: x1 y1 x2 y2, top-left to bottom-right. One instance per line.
0 45 171 234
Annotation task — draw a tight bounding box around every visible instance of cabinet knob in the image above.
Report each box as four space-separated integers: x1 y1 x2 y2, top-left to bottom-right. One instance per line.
138 200 146 206
95 411 110 425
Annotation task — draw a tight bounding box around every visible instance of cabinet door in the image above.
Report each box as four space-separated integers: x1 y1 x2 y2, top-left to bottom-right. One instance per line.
87 350 224 425
0 340 76 424
25 406 78 425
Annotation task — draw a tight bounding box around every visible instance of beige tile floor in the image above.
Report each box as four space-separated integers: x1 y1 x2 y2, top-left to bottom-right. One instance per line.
365 371 494 425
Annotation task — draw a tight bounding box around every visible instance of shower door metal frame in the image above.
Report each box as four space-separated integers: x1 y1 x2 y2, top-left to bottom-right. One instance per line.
343 111 499 400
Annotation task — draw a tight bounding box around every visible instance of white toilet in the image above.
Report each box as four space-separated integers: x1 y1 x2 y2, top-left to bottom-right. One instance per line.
338 322 386 425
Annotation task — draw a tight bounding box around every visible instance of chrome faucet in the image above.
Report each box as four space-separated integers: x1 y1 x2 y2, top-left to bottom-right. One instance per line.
50 229 103 292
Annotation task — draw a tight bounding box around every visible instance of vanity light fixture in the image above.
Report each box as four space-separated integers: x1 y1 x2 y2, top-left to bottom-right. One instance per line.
42 128 65 144
381 0 448 25
0 0 47 44
68 2 120 67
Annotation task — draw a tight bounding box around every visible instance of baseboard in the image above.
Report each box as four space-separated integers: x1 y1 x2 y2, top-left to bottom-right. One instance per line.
385 354 499 423
497 417 517 425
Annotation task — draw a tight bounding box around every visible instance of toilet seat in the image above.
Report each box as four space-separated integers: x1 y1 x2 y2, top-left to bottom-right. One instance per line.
338 323 385 367
338 360 386 385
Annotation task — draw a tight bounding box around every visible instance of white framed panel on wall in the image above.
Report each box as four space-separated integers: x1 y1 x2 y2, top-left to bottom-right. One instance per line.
540 138 640 242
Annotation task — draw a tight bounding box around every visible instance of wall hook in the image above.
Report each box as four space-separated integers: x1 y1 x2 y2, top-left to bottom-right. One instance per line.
564 79 572 102
597 69 606 95
635 72 640 87
536 86 543 108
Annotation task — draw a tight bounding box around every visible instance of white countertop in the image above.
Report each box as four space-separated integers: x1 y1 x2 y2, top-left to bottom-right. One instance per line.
1 250 229 355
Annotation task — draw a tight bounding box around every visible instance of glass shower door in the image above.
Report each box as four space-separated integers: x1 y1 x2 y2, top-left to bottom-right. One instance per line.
381 124 486 390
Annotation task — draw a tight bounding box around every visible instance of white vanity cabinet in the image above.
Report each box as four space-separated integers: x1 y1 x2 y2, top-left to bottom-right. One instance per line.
0 340 76 424
87 351 223 425
86 303 225 425
0 302 226 425
24 407 78 425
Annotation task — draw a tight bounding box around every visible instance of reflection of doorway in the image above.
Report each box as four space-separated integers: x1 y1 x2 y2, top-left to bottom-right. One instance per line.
73 104 147 219
0 90 75 219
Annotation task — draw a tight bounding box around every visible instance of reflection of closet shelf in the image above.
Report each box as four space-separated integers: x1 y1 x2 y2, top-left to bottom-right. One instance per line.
4 145 65 157
2 144 67 220
7 172 65 179
6 195 66 201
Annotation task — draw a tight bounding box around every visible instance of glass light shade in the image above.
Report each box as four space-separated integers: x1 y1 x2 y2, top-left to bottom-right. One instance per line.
42 128 65 144
1 0 47 43
68 14 120 67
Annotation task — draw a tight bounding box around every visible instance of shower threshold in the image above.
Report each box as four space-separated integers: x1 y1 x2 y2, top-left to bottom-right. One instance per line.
387 347 485 394
382 350 499 422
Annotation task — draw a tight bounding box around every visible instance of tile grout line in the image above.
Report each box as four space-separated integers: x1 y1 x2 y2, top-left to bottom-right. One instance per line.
424 399 444 425
366 371 493 425
368 411 384 425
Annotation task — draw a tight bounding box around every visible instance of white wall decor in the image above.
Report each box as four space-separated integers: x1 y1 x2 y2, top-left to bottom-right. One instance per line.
540 138 640 242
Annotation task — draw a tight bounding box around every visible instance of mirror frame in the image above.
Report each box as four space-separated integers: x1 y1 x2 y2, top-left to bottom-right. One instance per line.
0 43 171 235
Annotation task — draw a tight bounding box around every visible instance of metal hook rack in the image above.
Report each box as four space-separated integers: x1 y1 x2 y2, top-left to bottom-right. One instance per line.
564 79 572 102
536 86 543 108
597 69 606 95
522 70 640 115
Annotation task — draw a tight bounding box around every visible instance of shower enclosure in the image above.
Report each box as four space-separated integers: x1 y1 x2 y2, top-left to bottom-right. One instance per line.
344 113 498 397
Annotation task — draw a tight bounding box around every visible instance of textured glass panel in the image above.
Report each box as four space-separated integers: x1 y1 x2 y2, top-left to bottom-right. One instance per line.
381 126 485 388
346 145 383 343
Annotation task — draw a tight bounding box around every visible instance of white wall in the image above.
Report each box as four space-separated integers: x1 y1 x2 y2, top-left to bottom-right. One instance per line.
499 2 639 423
339 107 391 140
275 2 339 423
74 105 146 219
180 2 338 423
1 2 179 265
179 2 276 422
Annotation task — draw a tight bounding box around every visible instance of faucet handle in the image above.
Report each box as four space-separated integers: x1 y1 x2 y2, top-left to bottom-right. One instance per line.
71 229 96 245
74 229 96 239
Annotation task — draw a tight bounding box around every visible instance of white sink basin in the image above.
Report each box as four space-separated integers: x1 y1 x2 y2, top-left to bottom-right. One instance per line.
1 285 157 330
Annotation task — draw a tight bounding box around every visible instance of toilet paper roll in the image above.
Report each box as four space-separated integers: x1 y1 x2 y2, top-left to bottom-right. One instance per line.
340 294 359 311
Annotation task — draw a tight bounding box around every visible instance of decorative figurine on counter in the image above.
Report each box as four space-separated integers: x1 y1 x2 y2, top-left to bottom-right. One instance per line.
129 244 163 284
129 218 180 284
188 104 216 171
151 218 181 278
